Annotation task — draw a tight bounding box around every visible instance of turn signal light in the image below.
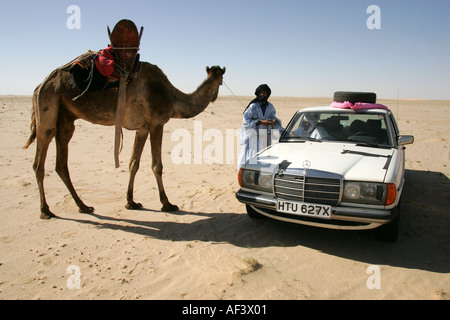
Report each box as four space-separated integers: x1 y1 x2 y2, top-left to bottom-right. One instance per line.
238 168 243 187
385 183 397 206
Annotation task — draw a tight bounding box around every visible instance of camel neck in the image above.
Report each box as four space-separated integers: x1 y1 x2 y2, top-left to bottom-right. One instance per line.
173 76 220 119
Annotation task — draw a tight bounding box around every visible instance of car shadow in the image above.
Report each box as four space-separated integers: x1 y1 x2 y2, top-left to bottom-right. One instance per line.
60 169 449 274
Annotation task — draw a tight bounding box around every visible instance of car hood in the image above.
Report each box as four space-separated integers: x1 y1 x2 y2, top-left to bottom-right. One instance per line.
247 142 395 182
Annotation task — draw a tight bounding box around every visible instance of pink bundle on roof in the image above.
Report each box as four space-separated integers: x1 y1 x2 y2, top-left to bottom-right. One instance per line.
331 101 388 110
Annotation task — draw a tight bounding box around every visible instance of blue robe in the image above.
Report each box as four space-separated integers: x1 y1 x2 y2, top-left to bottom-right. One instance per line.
238 102 283 170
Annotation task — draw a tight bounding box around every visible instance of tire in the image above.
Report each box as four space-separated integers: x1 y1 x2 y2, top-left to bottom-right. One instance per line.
246 205 266 219
376 205 400 242
333 91 377 104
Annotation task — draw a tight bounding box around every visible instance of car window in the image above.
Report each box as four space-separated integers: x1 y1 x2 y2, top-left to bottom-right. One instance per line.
282 111 394 147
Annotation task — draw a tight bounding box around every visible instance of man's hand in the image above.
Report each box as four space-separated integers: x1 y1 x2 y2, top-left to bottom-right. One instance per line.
259 119 276 126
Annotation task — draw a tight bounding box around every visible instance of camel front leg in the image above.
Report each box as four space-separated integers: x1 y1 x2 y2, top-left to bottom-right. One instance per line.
149 124 179 212
126 129 149 210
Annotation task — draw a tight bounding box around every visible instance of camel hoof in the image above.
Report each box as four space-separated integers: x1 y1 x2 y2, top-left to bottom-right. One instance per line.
79 206 95 214
40 212 56 220
125 202 143 210
161 204 179 212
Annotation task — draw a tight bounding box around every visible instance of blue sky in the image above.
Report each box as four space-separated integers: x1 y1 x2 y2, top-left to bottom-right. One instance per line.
1 0 449 99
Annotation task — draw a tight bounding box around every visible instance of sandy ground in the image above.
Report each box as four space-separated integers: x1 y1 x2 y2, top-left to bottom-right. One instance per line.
0 94 449 300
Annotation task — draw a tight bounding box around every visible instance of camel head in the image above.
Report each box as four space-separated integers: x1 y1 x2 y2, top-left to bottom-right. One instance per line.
206 66 226 102
206 66 226 79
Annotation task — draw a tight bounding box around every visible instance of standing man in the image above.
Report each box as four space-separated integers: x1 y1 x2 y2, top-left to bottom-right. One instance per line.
238 84 283 170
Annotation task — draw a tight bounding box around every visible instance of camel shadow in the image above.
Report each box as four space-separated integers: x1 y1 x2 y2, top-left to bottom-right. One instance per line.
60 169 449 274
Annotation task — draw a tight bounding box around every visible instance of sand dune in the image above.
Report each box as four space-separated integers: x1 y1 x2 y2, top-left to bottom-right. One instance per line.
0 95 449 300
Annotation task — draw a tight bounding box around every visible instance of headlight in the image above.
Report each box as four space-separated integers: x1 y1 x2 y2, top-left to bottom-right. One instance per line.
259 175 273 190
243 170 256 186
343 182 395 205
239 169 273 193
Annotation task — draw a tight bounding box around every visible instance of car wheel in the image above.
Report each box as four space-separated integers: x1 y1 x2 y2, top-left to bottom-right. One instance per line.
376 205 400 242
246 205 266 219
333 91 377 104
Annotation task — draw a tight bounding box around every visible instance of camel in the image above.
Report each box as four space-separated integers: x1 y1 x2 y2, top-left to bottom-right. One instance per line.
23 61 226 219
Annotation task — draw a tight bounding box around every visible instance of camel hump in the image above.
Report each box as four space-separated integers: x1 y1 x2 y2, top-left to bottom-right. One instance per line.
108 19 142 49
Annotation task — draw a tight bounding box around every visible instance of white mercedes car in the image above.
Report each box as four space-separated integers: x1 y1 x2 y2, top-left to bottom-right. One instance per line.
236 92 414 241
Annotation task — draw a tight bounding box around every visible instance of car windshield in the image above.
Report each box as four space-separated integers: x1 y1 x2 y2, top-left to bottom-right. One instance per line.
281 111 394 147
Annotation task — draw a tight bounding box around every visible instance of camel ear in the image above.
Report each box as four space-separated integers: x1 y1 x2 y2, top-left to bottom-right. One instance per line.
206 67 211 73
139 27 144 42
222 67 226 74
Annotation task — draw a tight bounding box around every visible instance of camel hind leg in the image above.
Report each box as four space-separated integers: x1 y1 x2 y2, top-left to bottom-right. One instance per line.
55 110 94 214
34 133 55 219
32 91 59 219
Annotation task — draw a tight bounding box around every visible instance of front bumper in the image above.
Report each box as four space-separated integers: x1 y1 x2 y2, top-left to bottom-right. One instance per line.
236 189 397 230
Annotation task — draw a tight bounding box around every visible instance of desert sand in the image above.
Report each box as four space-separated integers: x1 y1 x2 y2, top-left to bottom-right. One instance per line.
0 94 449 300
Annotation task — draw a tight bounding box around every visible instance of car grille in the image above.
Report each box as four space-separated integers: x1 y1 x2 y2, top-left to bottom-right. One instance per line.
274 173 341 205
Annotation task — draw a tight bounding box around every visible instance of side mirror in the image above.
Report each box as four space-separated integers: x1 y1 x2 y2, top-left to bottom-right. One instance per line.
398 135 414 146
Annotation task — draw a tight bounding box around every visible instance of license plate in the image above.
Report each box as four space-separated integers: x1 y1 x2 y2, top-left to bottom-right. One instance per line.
277 200 332 220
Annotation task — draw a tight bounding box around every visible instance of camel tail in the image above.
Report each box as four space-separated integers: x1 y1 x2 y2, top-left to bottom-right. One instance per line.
24 75 45 150
23 110 36 149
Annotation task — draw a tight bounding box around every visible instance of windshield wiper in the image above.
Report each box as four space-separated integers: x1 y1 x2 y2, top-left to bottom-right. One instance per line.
355 142 391 149
302 137 322 142
281 136 322 143
281 138 306 143
355 141 379 147
342 149 391 158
